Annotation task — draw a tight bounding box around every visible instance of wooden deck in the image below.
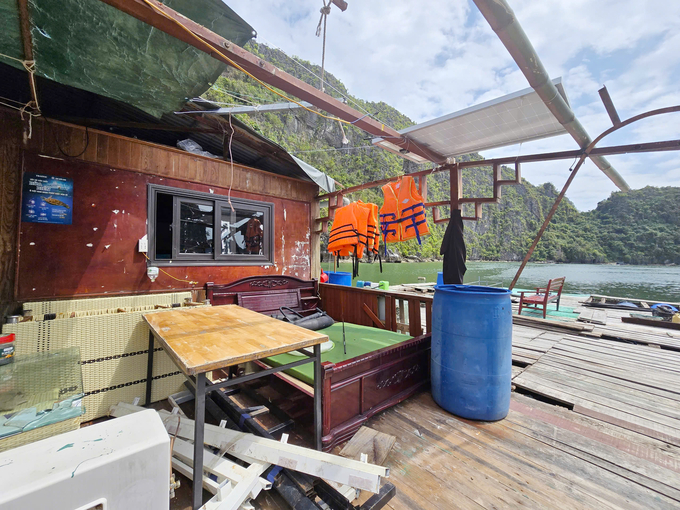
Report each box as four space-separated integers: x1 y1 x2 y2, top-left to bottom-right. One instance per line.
341 292 680 509
365 391 680 509
166 289 680 509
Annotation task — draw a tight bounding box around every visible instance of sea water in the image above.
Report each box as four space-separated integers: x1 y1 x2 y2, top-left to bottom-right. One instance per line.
330 260 680 302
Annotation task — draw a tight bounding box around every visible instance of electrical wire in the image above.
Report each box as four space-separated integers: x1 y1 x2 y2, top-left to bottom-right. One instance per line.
210 87 260 106
0 52 40 113
142 252 199 285
290 145 375 153
141 0 356 126
226 113 235 213
49 121 90 158
0 95 28 107
257 36 386 124
201 88 275 103
190 98 241 107
0 98 34 114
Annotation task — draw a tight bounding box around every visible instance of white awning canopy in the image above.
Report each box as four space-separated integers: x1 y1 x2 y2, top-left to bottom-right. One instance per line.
373 78 569 163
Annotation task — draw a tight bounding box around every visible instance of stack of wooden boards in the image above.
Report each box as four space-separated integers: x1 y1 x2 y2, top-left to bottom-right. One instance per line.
110 402 391 510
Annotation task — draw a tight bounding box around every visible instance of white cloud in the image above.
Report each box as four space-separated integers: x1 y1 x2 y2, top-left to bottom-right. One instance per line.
226 0 680 209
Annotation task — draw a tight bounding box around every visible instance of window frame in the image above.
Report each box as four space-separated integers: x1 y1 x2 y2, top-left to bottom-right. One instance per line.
147 184 274 266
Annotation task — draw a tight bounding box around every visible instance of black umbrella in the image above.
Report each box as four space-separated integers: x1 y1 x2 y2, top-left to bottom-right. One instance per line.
440 209 467 284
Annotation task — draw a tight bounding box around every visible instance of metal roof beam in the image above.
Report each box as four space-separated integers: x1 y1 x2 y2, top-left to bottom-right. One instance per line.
473 0 630 191
97 0 447 164
177 101 315 116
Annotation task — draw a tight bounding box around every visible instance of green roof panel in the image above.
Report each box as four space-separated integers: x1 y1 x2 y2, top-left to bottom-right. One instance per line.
0 0 254 117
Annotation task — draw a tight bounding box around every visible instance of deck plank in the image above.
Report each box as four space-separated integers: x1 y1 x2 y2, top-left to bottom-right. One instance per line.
366 392 679 509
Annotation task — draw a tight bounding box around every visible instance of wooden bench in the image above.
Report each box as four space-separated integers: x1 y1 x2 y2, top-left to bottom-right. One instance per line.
518 277 566 319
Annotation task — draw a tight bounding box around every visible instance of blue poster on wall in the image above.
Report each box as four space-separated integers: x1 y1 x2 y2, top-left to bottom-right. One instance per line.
22 173 73 225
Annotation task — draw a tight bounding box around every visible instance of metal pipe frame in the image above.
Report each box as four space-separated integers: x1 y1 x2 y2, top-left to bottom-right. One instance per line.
472 0 628 191
316 137 680 203
145 333 324 509
509 105 680 289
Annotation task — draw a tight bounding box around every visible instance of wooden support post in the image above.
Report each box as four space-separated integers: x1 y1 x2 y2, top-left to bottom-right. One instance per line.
509 155 588 290
408 299 422 337
449 164 461 211
17 0 39 113
599 86 621 127
492 162 502 200
311 197 321 280
513 161 522 184
418 175 428 202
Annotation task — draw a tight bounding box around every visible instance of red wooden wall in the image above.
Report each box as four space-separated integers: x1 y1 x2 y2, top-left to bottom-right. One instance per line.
16 149 314 300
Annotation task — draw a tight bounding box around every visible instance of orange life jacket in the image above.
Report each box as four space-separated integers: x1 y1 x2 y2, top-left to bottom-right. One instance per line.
327 203 359 256
328 202 370 258
357 201 380 256
379 182 401 244
379 176 429 248
398 175 429 243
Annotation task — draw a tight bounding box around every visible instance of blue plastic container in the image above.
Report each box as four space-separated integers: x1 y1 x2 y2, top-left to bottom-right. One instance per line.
356 280 365 288
327 271 352 286
431 285 512 421
436 272 444 286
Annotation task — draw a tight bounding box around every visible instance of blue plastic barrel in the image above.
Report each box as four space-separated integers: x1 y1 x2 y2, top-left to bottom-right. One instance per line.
327 271 351 286
431 285 512 421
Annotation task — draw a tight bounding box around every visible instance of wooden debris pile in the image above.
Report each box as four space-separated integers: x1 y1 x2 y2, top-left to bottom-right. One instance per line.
110 402 393 510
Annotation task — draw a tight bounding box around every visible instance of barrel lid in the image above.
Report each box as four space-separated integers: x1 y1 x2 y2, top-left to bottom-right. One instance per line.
434 284 511 295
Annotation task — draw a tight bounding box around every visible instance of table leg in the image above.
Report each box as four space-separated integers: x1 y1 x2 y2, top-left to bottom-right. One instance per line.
145 331 154 406
192 372 206 510
313 343 322 451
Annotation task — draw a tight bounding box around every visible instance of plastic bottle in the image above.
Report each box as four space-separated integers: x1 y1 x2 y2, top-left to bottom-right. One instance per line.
0 333 15 366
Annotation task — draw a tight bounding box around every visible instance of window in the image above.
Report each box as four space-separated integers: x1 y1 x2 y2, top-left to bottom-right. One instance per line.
147 184 274 265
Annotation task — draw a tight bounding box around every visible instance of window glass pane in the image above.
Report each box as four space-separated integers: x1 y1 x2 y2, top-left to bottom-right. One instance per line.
221 207 265 255
155 192 173 259
179 201 214 254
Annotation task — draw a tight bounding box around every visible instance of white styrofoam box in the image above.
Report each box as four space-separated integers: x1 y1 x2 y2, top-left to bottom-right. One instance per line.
0 409 170 510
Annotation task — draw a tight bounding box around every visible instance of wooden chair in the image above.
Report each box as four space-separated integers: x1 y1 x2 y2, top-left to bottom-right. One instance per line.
518 277 566 319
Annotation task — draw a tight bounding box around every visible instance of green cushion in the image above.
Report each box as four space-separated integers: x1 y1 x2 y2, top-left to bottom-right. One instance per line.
264 323 411 385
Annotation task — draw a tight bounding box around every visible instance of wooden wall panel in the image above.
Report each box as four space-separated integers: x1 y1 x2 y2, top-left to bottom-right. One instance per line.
0 110 22 317
23 117 318 203
17 154 313 300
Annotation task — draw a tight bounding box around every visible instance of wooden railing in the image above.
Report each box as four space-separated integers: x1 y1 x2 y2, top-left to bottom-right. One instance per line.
319 283 433 337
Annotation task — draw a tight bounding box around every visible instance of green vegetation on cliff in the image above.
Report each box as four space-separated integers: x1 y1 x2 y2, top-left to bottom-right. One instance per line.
203 42 679 265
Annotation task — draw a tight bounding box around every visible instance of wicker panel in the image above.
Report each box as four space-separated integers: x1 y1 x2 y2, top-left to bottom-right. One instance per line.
80 347 179 395
0 417 81 453
2 301 200 420
23 292 192 315
82 372 186 422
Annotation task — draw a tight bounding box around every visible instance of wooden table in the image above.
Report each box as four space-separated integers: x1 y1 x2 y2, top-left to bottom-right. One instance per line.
143 305 328 510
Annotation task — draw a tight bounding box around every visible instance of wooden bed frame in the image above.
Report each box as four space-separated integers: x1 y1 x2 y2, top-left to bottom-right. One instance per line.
206 276 431 451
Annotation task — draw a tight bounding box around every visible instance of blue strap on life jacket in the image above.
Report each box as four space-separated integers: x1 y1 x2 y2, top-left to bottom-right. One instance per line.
379 212 398 255
400 202 426 245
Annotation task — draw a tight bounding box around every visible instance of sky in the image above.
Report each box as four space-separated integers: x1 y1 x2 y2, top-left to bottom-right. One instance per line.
226 0 680 210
